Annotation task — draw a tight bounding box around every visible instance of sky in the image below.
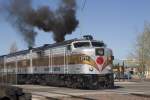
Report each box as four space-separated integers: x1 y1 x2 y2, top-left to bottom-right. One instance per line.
0 0 150 59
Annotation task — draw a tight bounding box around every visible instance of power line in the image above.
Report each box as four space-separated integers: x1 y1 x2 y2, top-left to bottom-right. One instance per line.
81 0 87 11
79 0 87 37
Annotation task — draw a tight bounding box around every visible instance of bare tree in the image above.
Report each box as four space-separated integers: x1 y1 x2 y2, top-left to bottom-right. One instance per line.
10 42 18 53
131 22 150 79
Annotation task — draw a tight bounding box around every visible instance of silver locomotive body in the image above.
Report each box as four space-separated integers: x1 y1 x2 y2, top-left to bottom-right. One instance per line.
0 35 114 89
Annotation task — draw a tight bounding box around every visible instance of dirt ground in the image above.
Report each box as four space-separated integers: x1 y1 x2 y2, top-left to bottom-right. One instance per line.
54 94 150 100
18 81 150 100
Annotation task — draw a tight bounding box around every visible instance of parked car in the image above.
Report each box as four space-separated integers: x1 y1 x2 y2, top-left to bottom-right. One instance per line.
124 72 132 79
113 72 131 79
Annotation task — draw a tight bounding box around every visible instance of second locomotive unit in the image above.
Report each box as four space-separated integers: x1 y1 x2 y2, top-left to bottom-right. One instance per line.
0 35 114 89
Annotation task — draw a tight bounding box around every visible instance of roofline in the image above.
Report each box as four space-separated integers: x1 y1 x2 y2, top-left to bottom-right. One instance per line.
0 38 104 58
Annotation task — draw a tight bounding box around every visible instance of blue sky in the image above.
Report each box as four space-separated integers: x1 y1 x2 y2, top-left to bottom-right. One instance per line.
0 0 150 59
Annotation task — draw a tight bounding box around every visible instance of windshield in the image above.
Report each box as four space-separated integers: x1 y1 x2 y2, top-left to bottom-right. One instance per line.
74 42 90 48
92 42 105 47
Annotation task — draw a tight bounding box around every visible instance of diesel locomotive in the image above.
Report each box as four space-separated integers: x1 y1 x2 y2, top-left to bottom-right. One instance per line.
0 35 114 89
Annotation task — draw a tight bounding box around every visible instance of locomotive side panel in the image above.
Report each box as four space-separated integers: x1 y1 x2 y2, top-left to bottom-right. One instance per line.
1 47 113 74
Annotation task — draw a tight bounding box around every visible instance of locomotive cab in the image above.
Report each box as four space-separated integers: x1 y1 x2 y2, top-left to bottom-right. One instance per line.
68 38 113 74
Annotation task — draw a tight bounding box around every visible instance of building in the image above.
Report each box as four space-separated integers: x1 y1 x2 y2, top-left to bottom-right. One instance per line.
113 59 150 79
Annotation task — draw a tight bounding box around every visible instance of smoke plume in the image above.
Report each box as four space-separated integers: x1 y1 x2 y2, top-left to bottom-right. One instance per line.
6 0 79 47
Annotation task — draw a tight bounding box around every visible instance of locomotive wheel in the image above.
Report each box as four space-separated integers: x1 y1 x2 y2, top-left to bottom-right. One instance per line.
65 75 73 88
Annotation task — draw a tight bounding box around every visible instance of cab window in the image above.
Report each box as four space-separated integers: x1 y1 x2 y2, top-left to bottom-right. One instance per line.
67 45 72 51
92 42 105 47
74 42 90 48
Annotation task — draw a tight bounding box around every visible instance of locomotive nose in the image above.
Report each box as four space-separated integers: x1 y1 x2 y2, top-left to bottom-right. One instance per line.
95 48 104 65
95 48 105 71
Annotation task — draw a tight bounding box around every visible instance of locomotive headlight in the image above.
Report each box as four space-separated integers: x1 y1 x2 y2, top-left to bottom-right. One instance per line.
95 48 104 56
89 67 94 71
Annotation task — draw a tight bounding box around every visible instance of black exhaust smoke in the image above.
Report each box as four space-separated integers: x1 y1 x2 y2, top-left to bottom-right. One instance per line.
5 0 79 47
